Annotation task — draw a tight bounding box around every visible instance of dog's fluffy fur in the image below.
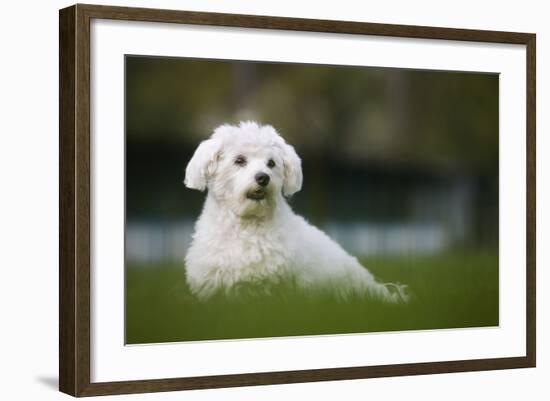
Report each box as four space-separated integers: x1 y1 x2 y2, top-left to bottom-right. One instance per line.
184 121 408 302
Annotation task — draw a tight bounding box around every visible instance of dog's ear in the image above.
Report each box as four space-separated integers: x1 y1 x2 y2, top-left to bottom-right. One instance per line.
184 138 222 191
281 143 303 196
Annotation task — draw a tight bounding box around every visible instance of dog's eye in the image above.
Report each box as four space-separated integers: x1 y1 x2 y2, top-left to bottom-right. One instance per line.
267 159 276 168
234 156 246 166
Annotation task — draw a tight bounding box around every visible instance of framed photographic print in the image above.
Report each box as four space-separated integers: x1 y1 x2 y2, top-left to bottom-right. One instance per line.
59 3 536 397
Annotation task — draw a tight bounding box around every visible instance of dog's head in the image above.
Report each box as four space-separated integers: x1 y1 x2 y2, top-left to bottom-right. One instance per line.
184 121 302 218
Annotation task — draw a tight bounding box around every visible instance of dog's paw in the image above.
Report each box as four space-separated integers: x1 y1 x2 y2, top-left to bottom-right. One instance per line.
384 282 410 303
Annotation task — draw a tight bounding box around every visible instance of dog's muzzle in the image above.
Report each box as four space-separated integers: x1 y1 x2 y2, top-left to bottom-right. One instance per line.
255 172 270 187
246 188 267 201
246 173 270 201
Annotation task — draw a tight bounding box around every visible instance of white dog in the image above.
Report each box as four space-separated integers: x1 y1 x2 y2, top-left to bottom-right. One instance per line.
184 121 408 303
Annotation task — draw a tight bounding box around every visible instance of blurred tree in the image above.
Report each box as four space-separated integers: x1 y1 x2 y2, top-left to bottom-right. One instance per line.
126 56 498 175
125 56 498 246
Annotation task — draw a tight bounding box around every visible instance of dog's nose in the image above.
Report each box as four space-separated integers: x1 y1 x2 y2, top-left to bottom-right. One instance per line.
255 172 270 187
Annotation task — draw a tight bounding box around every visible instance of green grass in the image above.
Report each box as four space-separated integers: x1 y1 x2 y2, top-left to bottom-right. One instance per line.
126 251 498 344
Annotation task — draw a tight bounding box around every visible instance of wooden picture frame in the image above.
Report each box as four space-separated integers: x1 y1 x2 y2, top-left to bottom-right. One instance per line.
59 3 536 397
